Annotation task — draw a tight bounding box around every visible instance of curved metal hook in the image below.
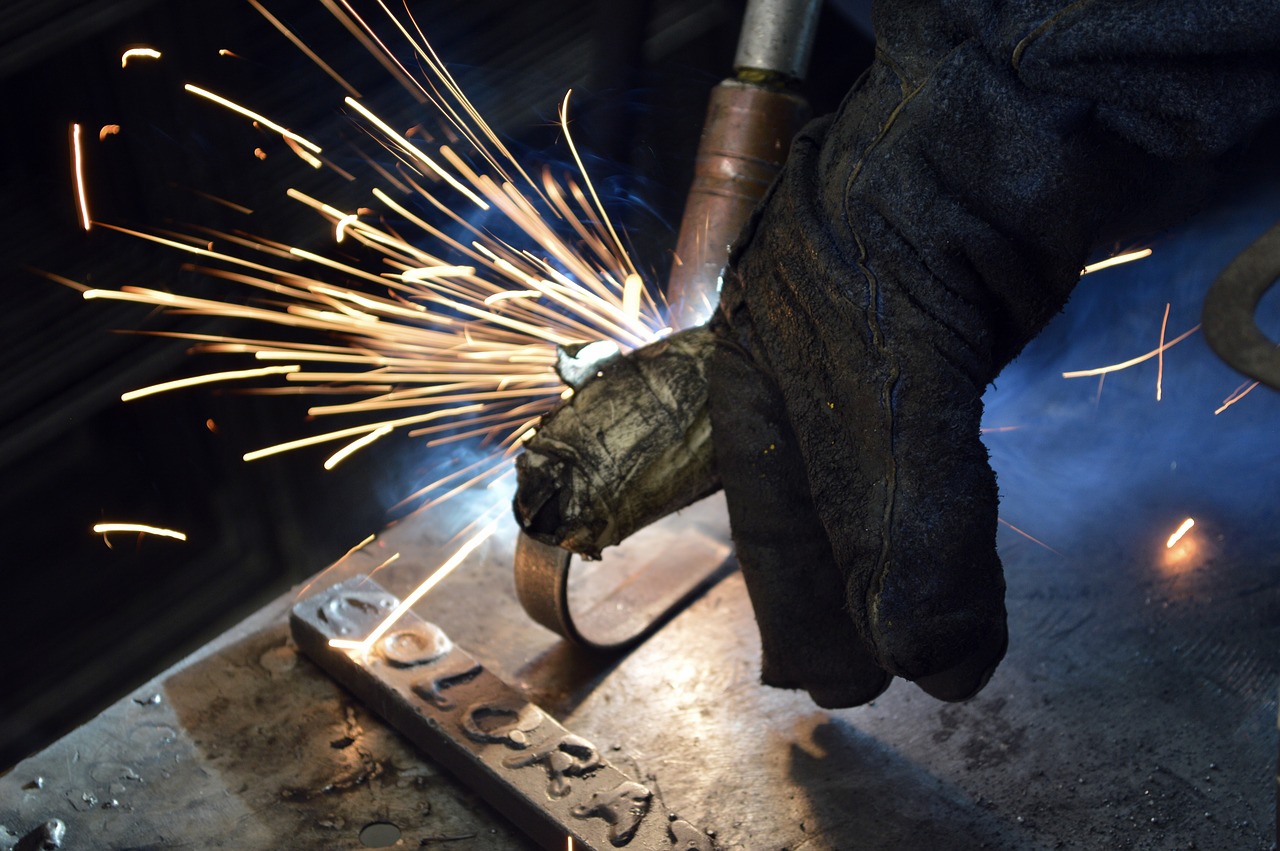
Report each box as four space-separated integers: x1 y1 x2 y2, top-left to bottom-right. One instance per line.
1202 218 1280 391
513 531 732 653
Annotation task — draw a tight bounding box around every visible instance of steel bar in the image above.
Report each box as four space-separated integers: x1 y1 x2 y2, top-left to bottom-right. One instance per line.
290 576 714 851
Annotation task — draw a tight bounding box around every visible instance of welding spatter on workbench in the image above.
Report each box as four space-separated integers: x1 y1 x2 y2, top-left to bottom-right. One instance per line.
290 576 714 851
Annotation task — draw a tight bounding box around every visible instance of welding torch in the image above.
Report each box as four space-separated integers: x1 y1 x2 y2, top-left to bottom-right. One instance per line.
511 0 822 650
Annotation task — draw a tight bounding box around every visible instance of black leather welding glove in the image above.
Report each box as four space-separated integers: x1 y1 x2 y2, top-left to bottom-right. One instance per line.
709 0 1280 705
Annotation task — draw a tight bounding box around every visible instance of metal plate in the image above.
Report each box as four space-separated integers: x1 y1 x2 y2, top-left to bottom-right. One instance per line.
290 576 714 851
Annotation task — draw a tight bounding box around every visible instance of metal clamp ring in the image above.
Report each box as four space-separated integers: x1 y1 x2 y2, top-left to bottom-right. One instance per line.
513 529 732 653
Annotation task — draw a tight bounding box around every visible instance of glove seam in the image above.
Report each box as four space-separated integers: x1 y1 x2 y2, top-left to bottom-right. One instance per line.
1011 0 1097 72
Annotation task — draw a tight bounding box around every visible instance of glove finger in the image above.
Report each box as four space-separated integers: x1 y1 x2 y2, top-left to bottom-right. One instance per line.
708 320 891 708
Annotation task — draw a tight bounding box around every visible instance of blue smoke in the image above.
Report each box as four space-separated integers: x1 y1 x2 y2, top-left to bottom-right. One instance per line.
984 169 1280 563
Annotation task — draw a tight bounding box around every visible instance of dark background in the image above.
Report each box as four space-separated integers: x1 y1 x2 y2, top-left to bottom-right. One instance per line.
0 0 874 769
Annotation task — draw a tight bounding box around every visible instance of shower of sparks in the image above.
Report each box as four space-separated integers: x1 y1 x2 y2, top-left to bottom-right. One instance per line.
1081 247 1152 275
71 123 91 231
73 0 668 649
121 47 162 67
328 516 501 653
1215 380 1261 415
1166 517 1195 548
93 523 188 541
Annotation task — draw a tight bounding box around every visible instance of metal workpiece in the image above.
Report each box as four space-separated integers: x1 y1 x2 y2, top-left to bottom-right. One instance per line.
513 530 733 651
1202 217 1280 391
0 818 65 851
290 576 715 851
733 0 822 81
664 81 811 329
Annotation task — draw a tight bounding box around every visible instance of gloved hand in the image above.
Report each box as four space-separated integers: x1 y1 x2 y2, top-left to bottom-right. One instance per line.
710 0 1280 705
517 0 1280 706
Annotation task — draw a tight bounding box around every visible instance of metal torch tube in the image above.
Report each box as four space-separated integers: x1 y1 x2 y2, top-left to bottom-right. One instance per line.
734 0 823 81
664 0 820 330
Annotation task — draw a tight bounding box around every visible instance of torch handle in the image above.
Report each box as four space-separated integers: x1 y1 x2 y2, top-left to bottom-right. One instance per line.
665 0 820 329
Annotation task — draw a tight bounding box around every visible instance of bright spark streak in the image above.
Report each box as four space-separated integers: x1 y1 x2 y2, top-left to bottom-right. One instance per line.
93 523 187 541
622 273 642 322
121 48 162 67
997 517 1062 556
246 0 362 98
116 364 301 402
71 123 91 231
1166 517 1195 548
184 84 322 153
342 96 489 210
1082 248 1152 275
335 213 359 242
283 136 323 168
557 90 639 281
328 516 501 652
1156 302 1170 401
324 424 392 469
241 403 483 461
483 290 542 305
1062 325 1200 379
1215 380 1261 415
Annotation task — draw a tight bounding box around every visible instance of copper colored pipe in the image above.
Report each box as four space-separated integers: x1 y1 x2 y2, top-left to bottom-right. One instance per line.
665 81 811 329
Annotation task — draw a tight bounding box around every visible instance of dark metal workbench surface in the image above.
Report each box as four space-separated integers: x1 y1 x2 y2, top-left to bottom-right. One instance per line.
3 476 1278 850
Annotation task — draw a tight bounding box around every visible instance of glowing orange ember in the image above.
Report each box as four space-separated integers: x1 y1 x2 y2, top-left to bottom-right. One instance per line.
93 523 187 541
1166 517 1195 549
1081 247 1152 275
1155 302 1170 401
1215 380 1260 415
1062 325 1199 379
997 517 1062 556
184 83 322 153
107 363 302 402
120 48 162 68
71 123 90 231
